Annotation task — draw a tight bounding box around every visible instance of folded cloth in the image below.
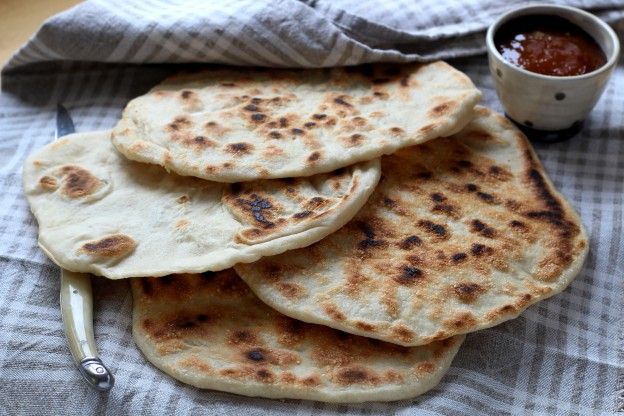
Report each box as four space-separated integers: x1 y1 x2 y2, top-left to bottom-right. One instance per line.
0 1 623 415
4 0 624 71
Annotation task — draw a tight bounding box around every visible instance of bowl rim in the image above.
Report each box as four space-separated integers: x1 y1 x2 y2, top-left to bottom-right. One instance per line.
485 3 621 81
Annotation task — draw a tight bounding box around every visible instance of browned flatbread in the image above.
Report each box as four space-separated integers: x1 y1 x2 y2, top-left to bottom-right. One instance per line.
131 270 464 402
112 62 480 182
236 106 589 346
22 131 380 279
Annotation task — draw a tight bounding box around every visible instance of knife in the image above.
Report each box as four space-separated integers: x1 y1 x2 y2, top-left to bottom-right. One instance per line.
56 104 115 391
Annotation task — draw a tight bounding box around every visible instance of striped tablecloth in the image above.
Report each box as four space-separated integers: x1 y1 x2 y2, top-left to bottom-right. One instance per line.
1 1 623 414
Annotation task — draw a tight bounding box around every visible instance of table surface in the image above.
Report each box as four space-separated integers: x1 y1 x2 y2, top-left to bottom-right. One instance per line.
0 0 81 67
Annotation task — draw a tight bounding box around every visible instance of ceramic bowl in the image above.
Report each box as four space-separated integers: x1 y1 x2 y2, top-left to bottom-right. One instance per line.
486 4 620 139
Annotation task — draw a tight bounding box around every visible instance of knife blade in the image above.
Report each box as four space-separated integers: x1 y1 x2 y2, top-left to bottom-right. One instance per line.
56 104 114 391
55 104 75 139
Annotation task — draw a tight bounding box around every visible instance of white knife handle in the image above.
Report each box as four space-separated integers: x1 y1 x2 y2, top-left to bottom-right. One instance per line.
60 270 114 391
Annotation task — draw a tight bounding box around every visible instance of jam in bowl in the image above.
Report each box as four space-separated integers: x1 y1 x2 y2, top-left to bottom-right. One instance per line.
486 5 620 142
495 15 606 77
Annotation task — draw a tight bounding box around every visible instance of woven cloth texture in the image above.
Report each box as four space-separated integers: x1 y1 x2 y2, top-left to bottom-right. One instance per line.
0 1 623 415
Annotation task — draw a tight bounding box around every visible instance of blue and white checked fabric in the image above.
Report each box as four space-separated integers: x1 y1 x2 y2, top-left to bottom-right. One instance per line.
0 1 623 415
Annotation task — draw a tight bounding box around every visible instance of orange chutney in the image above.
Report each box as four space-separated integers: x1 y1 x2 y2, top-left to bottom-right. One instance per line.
495 15 606 76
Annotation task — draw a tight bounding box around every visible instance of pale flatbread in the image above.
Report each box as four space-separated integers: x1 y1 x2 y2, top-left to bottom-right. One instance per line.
112 62 481 182
131 270 464 402
23 131 380 279
236 107 589 346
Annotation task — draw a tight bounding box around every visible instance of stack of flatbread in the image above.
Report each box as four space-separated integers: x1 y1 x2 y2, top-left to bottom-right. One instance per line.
23 62 588 403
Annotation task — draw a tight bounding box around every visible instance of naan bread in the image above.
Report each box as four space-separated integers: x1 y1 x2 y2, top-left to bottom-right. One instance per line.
112 62 480 182
236 107 589 346
23 131 380 279
131 270 464 402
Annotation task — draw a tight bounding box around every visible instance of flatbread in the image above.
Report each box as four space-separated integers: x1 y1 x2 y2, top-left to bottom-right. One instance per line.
131 270 464 402
236 107 589 346
112 62 481 182
23 131 380 279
